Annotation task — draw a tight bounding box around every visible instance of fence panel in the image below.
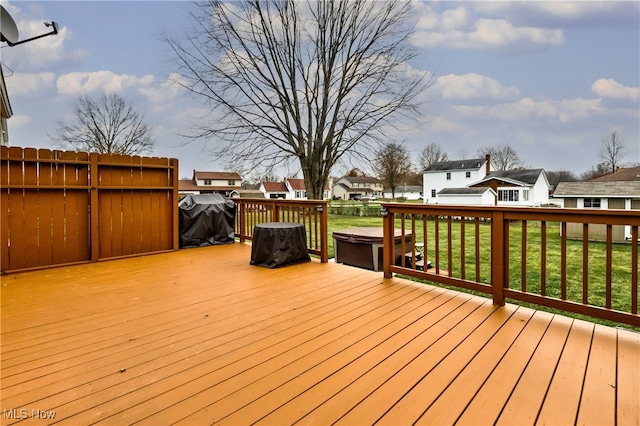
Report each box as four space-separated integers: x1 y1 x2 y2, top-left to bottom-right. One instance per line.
1 146 178 272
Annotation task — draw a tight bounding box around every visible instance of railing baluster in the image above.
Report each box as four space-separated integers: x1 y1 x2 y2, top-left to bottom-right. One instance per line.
475 217 480 283
606 224 613 309
435 216 440 274
541 221 547 297
632 226 638 315
460 217 466 280
521 220 527 292
561 222 567 300
447 216 453 277
583 223 589 305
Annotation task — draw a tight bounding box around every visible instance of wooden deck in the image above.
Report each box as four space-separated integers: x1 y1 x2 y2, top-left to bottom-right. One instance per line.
1 243 639 425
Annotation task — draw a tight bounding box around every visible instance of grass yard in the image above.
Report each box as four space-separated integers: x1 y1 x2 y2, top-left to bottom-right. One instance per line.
327 212 638 329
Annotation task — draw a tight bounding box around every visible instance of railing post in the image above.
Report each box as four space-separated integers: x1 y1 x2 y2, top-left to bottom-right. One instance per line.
318 202 329 263
381 206 393 279
490 210 506 305
238 200 246 243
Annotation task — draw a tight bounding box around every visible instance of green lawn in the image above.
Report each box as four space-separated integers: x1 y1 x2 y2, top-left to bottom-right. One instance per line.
326 212 638 329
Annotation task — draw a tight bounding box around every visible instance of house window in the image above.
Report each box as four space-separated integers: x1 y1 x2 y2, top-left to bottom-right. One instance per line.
204 179 212 185
584 198 601 208
523 189 529 202
446 172 451 180
365 183 370 188
228 180 235 186
498 189 519 202
465 171 471 178
431 189 436 198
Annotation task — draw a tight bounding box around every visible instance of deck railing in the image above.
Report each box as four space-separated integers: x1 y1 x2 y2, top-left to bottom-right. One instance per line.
233 198 329 263
381 204 639 327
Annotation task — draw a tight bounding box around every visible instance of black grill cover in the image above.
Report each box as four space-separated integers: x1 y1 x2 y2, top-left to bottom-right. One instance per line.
178 194 236 248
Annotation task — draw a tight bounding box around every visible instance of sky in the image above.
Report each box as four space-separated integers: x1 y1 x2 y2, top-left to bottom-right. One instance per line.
1 0 639 180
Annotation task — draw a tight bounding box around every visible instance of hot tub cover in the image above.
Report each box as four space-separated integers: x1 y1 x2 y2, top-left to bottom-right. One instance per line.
178 194 235 248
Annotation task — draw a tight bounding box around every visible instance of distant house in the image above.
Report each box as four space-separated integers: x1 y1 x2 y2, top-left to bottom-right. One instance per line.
423 157 491 204
437 187 497 206
554 172 640 242
382 185 422 200
260 181 289 199
469 169 551 207
1 67 13 146
259 178 330 200
332 176 383 200
178 170 242 198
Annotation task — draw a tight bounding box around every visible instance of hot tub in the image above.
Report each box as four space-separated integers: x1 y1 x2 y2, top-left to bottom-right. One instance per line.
332 227 413 272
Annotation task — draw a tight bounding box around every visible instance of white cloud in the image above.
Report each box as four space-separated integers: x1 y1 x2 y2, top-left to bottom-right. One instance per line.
56 71 155 96
139 73 185 104
452 96 602 123
4 72 56 97
434 73 520 102
591 79 639 102
411 5 564 51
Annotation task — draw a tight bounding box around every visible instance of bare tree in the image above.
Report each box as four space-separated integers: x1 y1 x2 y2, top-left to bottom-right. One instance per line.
418 142 448 169
599 130 626 174
374 142 412 199
477 144 523 171
165 0 429 199
546 170 578 188
50 93 153 155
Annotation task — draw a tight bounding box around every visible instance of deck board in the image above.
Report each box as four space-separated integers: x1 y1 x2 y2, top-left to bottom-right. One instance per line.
1 243 638 425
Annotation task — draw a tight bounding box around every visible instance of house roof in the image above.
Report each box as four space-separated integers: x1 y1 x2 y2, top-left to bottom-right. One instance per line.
590 166 640 182
424 158 486 172
340 176 381 184
471 169 546 187
287 178 306 190
438 187 495 195
193 171 242 181
553 181 640 198
262 181 288 192
178 179 200 192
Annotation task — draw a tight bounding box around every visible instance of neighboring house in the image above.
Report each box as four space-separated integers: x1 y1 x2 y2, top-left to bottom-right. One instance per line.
259 178 330 200
260 181 289 199
553 178 640 242
332 176 383 200
437 187 497 206
1 67 13 146
382 185 423 200
423 157 491 204
178 170 242 198
469 169 551 207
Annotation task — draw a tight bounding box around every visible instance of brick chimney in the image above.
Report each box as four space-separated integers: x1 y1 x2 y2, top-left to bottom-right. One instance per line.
485 154 491 175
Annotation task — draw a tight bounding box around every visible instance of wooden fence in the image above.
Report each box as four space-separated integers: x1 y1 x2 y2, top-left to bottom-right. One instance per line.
381 203 640 327
1 147 179 273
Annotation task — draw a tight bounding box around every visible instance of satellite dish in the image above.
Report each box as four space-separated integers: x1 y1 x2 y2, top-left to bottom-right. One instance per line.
1 5 20 44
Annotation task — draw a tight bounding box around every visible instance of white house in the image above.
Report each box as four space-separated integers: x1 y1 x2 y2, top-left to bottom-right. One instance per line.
382 185 422 200
437 187 497 205
1 67 13 146
469 169 551 207
260 178 330 200
333 176 383 200
423 157 491 204
178 170 242 198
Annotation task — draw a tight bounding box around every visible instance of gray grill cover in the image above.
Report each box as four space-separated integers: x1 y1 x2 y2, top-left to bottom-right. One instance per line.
178 194 235 248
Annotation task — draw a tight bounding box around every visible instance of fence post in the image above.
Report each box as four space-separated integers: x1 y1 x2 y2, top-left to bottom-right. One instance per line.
490 210 506 305
171 158 179 250
238 201 246 243
90 153 100 262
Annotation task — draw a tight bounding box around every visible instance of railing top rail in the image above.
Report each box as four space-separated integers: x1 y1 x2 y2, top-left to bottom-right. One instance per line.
381 203 640 225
